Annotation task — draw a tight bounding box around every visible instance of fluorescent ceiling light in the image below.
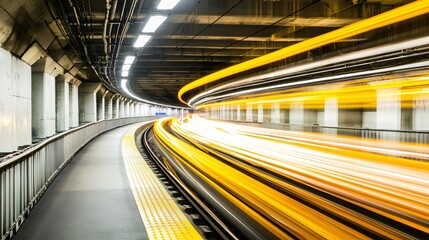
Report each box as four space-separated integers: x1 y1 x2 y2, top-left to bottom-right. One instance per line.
121 79 128 86
142 16 167 33
124 56 135 65
122 71 129 77
122 64 131 71
134 35 152 48
157 0 180 10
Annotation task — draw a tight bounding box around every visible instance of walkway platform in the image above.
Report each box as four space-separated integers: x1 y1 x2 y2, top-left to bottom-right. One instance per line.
13 122 200 240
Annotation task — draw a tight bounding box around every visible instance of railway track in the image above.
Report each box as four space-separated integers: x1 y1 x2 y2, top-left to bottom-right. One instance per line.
139 126 240 240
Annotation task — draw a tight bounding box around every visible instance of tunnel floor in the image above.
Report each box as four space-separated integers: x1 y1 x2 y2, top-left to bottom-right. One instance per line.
13 124 148 240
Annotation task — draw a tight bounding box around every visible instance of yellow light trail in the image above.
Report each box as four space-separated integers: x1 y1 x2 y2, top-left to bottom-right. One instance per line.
178 0 429 105
154 116 429 238
196 76 429 110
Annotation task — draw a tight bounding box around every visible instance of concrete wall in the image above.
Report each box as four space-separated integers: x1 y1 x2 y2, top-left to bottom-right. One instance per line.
0 48 32 152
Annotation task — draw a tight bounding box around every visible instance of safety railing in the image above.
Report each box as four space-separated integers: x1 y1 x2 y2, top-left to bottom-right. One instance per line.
235 121 429 144
0 116 160 240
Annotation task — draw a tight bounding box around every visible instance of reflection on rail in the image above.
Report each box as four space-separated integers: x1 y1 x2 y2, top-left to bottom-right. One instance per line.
154 116 429 239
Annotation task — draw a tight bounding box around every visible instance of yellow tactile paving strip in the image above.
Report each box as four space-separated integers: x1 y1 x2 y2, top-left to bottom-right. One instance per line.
122 125 202 240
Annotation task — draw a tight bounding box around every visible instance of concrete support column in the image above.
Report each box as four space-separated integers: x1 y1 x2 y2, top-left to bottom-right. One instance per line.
227 106 231 120
211 107 215 119
78 82 102 123
324 98 338 127
413 94 429 130
0 49 32 152
139 104 144 116
142 104 148 116
281 109 289 123
125 100 130 117
130 102 135 117
271 103 280 123
236 105 241 121
289 102 317 125
222 106 227 120
324 97 363 129
32 72 56 138
322 98 338 134
229 105 235 120
55 75 71 132
134 103 139 116
149 106 155 116
210 107 215 119
143 104 147 116
376 88 406 140
246 104 253 122
138 103 142 116
106 93 113 120
112 95 120 118
258 104 264 123
145 104 149 116
120 98 125 117
97 90 108 121
376 88 401 130
69 80 80 128
32 57 64 138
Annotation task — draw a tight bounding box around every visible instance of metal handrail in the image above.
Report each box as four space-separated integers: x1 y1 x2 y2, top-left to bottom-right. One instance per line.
0 116 161 240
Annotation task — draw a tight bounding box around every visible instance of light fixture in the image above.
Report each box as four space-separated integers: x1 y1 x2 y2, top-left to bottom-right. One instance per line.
121 71 129 77
134 35 152 48
142 16 167 33
124 56 135 65
121 79 128 86
157 0 180 10
122 64 131 71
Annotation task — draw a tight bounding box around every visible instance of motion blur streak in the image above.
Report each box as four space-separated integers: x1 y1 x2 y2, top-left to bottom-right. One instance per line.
178 0 429 105
197 76 429 110
154 116 429 239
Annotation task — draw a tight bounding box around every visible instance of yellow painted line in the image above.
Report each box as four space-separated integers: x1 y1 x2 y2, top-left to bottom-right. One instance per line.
122 124 202 240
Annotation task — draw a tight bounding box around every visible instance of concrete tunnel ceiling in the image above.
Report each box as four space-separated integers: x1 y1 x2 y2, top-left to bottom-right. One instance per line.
4 0 416 107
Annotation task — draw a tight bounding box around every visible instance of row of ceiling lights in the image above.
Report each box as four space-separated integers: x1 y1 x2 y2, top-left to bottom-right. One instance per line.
119 0 182 107
121 0 180 78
